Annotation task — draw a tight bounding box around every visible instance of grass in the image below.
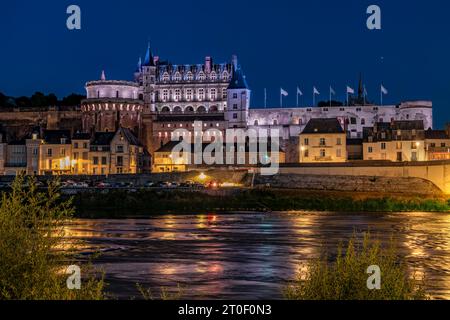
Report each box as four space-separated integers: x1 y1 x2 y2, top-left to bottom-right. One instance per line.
0 175 105 300
71 188 450 218
284 232 427 300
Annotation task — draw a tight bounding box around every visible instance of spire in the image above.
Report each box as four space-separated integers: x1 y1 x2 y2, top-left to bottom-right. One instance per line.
358 73 363 99
135 57 142 72
101 70 106 81
143 42 155 67
228 64 249 90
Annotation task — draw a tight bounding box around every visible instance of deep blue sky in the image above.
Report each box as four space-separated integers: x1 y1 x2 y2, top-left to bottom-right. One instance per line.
1 0 450 127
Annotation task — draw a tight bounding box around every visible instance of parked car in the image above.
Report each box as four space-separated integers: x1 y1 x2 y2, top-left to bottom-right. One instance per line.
144 181 155 188
206 181 220 189
96 182 111 188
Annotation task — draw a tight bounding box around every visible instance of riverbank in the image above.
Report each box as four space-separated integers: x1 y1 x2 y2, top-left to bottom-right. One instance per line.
71 188 450 218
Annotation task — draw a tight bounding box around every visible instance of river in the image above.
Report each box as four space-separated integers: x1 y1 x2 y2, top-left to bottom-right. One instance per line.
65 212 450 300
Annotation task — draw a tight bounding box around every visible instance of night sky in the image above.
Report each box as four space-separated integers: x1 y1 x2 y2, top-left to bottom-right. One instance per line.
1 0 449 127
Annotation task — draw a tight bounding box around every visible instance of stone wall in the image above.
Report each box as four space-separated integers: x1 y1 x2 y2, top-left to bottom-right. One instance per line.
254 174 442 196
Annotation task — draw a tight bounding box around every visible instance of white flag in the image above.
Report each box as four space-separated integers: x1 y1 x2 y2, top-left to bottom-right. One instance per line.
297 87 303 96
330 86 336 95
381 85 388 95
281 88 289 97
346 86 355 94
313 87 320 95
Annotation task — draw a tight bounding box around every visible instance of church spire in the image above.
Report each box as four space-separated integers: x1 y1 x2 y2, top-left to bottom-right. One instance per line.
101 70 106 81
358 73 363 99
136 57 142 72
143 42 155 67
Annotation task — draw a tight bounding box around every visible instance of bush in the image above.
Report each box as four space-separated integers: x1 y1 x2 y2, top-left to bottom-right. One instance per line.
284 233 427 300
0 175 104 300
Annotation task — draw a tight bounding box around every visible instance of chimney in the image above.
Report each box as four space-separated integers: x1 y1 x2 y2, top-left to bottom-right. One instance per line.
232 55 238 70
205 56 212 73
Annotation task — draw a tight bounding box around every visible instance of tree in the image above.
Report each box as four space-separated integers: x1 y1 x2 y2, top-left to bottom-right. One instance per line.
61 93 85 106
0 175 105 300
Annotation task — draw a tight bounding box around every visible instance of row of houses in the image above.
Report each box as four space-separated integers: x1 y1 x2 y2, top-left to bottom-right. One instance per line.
298 118 450 163
0 128 149 176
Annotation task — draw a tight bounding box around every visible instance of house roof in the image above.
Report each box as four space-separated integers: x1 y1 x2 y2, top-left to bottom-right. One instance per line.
155 140 284 153
43 130 71 144
302 118 345 134
227 65 249 90
72 132 91 140
425 129 449 140
391 120 424 130
117 127 142 147
91 132 115 146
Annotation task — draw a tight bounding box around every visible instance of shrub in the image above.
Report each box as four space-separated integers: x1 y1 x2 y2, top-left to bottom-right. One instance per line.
284 233 427 300
0 175 104 300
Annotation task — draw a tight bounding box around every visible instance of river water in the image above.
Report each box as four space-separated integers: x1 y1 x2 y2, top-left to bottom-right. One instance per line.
65 212 450 300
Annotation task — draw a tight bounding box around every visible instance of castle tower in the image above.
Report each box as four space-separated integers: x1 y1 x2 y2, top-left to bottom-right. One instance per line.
225 60 251 129
142 43 157 114
134 57 142 82
141 43 158 154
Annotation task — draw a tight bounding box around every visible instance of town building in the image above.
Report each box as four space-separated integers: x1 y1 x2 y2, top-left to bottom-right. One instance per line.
363 121 427 162
153 140 285 173
80 43 433 162
299 118 347 163
0 127 148 176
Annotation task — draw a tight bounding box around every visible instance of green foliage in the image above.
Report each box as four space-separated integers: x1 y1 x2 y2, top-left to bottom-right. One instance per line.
136 283 185 300
284 233 427 300
72 189 450 218
0 174 104 300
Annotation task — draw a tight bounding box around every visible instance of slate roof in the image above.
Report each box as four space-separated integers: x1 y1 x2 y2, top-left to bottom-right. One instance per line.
91 132 115 146
227 65 249 90
43 130 71 144
155 140 284 153
302 118 345 134
72 132 91 140
118 127 142 147
425 129 449 140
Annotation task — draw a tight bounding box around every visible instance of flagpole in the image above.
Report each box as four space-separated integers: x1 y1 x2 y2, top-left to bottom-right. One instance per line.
380 85 382 106
313 90 315 107
296 89 299 108
329 87 331 108
264 88 267 108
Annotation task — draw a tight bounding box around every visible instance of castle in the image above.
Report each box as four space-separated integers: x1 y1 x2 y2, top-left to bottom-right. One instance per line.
80 44 433 162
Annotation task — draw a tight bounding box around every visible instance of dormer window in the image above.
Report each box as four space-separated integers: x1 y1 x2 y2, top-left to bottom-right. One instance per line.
186 72 193 81
162 72 170 82
174 72 182 81
61 138 67 145
198 72 206 81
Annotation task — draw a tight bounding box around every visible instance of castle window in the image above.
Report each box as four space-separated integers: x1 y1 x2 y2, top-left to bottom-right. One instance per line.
210 72 217 81
233 93 238 99
222 88 227 99
186 89 193 101
174 72 182 81
186 72 193 81
116 91 119 98
381 143 387 150
254 120 259 126
210 89 217 101
198 89 205 101
320 149 326 157
233 113 238 119
361 118 366 125
162 90 169 101
198 72 206 81
368 147 373 153
174 89 181 101
162 72 170 82
222 71 229 80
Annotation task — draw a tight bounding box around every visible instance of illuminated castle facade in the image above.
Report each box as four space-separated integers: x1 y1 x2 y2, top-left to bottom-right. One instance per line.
81 44 433 159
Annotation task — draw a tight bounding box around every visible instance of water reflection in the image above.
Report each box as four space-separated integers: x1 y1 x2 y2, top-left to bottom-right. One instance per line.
65 212 450 300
